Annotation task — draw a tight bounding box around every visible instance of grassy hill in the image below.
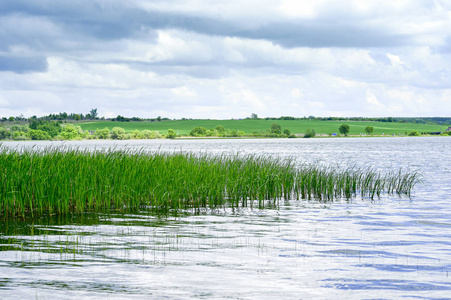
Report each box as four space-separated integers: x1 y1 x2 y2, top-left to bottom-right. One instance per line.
77 119 448 136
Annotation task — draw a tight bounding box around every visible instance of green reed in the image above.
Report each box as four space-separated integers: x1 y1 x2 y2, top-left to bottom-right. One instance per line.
0 147 420 218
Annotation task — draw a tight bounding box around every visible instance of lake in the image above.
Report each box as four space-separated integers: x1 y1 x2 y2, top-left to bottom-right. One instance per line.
1 137 451 299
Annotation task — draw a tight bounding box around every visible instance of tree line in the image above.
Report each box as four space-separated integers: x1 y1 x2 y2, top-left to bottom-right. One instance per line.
0 121 164 141
2 120 449 141
2 110 450 126
245 114 451 125
0 108 173 123
185 123 296 138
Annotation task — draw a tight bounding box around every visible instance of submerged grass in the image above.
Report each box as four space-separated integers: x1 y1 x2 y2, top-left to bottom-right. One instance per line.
0 147 420 218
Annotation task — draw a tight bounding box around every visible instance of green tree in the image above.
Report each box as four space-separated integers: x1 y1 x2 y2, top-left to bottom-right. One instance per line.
12 131 27 140
131 129 144 139
142 130 158 139
115 115 127 122
142 130 151 139
111 127 126 139
167 129 176 139
365 126 374 135
230 130 238 137
82 130 90 139
0 127 6 139
190 126 207 136
215 125 225 134
96 127 110 139
339 124 350 136
29 120 61 137
12 131 27 141
90 108 98 119
304 129 316 138
61 124 83 140
271 123 281 134
283 129 291 136
206 129 218 136
11 125 28 132
28 129 51 140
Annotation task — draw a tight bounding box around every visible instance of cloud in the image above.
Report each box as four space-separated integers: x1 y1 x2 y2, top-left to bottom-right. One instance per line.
291 88 303 99
0 56 48 73
366 91 385 111
1 0 446 51
1 0 451 118
386 54 404 66
171 86 197 98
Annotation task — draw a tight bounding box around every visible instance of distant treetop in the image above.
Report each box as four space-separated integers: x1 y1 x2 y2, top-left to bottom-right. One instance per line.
1 112 450 126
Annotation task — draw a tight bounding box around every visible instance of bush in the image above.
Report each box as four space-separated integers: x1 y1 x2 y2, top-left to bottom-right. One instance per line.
167 129 176 139
339 124 350 136
0 127 6 139
408 131 420 136
82 130 91 139
12 131 27 140
215 125 225 134
10 125 22 132
111 127 126 139
96 127 110 139
271 123 281 134
304 129 316 138
29 120 61 137
61 124 83 140
265 133 279 138
190 127 207 136
28 129 51 140
131 129 144 139
143 130 159 139
142 130 152 139
205 129 217 136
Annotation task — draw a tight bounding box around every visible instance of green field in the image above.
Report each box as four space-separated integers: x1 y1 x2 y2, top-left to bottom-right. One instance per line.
77 119 448 136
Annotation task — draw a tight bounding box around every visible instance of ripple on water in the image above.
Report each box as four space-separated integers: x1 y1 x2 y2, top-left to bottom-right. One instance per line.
1 137 451 299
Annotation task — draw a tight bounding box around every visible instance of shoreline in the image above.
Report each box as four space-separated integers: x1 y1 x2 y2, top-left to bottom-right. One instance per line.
0 134 449 142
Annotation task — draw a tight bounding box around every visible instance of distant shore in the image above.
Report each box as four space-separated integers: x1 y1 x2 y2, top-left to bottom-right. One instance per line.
1 118 450 141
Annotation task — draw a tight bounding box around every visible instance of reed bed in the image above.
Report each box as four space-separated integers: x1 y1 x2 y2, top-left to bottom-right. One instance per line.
0 147 420 218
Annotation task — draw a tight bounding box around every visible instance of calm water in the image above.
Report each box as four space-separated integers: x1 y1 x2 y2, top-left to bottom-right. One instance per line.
1 137 451 299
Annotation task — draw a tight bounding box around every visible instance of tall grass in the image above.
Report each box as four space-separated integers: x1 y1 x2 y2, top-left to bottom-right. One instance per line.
0 147 420 218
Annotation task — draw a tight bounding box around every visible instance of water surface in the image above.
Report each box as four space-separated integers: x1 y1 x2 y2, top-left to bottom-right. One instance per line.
1 137 450 299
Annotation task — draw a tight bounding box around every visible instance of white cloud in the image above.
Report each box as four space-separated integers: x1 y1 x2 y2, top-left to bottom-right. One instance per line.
291 88 302 99
278 0 322 18
366 91 385 110
307 101 325 109
229 89 266 109
171 86 197 97
386 54 404 66
1 0 451 118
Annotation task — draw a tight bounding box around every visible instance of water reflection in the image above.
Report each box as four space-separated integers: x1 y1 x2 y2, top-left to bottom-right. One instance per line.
1 137 451 299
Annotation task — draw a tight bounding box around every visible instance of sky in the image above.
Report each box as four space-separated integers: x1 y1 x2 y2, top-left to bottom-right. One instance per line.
1 0 451 119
